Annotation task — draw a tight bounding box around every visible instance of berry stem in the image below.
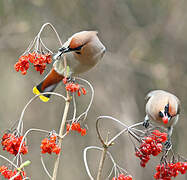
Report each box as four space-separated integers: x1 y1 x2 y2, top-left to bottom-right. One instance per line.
16 92 66 134
0 155 18 169
37 22 63 47
52 92 71 180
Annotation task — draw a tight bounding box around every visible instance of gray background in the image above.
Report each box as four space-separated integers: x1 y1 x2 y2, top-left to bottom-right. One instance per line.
0 0 187 179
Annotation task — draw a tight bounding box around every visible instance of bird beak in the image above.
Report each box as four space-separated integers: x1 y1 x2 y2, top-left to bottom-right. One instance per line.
53 47 72 60
162 114 171 124
59 47 72 53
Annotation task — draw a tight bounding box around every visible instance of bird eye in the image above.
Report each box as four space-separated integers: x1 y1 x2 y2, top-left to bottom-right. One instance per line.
164 103 169 113
75 51 81 54
159 111 164 118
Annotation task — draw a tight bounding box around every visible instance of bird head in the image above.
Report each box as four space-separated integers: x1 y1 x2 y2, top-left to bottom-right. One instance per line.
54 31 105 59
158 103 171 124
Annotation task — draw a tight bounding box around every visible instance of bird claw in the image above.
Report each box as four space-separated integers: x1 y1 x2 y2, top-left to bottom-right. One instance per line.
164 140 172 150
66 76 75 83
143 120 149 128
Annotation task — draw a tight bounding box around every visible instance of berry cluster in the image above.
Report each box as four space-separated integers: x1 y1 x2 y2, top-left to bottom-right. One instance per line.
63 77 87 96
66 122 87 136
0 166 26 180
154 161 187 179
40 134 61 154
1 133 28 156
112 174 133 180
135 130 167 167
14 52 52 75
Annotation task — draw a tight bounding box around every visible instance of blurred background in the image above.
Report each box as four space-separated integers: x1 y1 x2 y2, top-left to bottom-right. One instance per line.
0 0 187 179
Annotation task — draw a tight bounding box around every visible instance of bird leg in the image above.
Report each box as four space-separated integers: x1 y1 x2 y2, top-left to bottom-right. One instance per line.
164 127 173 150
66 76 75 83
143 115 150 128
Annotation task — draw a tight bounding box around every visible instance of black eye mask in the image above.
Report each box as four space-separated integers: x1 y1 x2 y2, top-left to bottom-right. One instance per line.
159 111 164 118
164 103 171 118
159 104 171 118
68 44 84 51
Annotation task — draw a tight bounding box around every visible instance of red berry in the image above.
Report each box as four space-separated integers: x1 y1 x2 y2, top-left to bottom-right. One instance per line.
40 133 61 155
81 87 87 95
145 137 153 143
66 124 70 132
81 129 87 136
77 90 81 96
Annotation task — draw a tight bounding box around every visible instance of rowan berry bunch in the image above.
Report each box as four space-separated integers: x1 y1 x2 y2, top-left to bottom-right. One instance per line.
63 77 87 96
40 133 61 155
112 174 133 180
1 133 28 156
135 130 167 167
14 52 52 75
66 122 87 136
0 165 26 180
154 161 187 179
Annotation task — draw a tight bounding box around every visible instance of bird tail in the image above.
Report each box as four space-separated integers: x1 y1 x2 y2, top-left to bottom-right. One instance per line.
33 68 64 102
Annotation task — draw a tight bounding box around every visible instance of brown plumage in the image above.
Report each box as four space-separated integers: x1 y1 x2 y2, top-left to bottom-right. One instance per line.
33 31 106 102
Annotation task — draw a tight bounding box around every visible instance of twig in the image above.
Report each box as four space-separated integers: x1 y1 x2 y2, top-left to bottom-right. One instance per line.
9 172 20 180
0 155 18 169
52 92 71 180
41 155 52 179
37 23 63 47
16 92 66 133
96 132 109 180
75 77 94 123
96 146 108 180
83 146 116 180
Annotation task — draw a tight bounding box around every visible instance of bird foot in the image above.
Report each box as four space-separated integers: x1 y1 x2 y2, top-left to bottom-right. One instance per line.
164 140 172 150
143 120 149 128
66 76 75 83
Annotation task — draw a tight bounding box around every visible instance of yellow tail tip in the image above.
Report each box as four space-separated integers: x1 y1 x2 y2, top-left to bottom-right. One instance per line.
33 86 50 102
33 86 40 95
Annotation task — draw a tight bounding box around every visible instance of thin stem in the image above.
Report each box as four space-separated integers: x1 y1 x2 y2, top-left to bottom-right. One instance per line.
107 127 128 146
72 93 77 122
52 92 70 180
96 147 108 180
17 92 66 133
96 116 143 146
83 146 98 180
128 129 141 142
97 116 129 129
21 36 37 56
0 155 18 169
17 128 50 156
83 146 116 180
117 165 128 175
107 165 115 179
75 77 94 122
128 122 144 129
96 133 109 180
37 23 63 47
96 116 128 146
41 155 52 179
9 172 20 180
40 38 53 54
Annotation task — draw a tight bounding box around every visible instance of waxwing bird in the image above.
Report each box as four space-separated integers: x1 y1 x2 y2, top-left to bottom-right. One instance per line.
33 31 106 102
143 90 181 148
